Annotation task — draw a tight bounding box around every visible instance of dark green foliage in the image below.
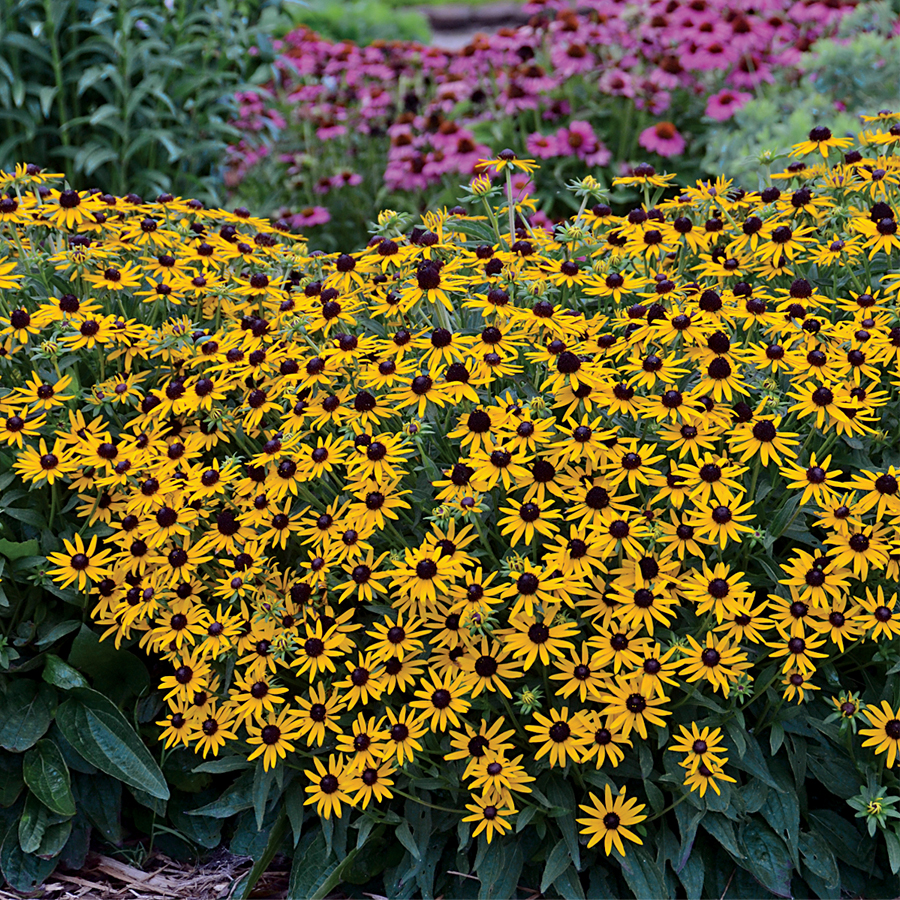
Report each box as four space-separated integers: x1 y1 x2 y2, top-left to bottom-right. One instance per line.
0 0 285 200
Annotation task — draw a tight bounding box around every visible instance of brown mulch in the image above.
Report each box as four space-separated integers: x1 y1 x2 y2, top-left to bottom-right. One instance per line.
0 851 290 900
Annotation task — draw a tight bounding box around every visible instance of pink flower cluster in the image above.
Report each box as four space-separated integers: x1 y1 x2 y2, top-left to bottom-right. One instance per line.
227 0 859 226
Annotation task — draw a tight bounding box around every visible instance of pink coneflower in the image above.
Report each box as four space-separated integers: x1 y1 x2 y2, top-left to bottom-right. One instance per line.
526 132 561 159
705 89 753 122
290 206 331 229
638 122 685 158
556 120 599 161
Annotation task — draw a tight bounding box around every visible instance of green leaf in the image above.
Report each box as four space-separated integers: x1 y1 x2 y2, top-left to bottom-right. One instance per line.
396 819 420 861
619 845 668 899
23 740 75 817
0 753 24 808
678 852 705 900
770 722 785 755
252 761 276 831
289 828 333 898
800 831 840 885
762 789 800 867
55 688 168 801
475 837 524 900
0 681 56 752
191 755 252 774
555 864 586 900
18 792 49 854
238 810 288 900
740 820 793 898
42 655 89 691
285 778 305 847
188 772 253 818
674 805 704 871
73 773 121 844
541 838 572 894
310 848 360 900
0 819 56 892
67 625 149 704
0 538 39 560
700 813 743 859
546 776 581 870
35 817 71 860
880 830 900 875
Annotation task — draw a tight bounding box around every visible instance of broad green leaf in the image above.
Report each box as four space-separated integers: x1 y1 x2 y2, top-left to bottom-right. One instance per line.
762 789 800 867
238 810 288 900
252 761 276 831
67 625 149 704
55 688 168 800
0 538 39 560
740 820 793 898
23 740 75 817
0 681 55 752
73 773 121 844
35 818 71 860
18 792 49 854
475 837 524 900
289 828 333 898
884 830 900 876
42 655 88 691
555 865 586 900
0 753 23 808
700 813 743 859
800 831 840 885
678 852 705 900
546 776 581 870
541 839 572 894
396 819 420 860
618 845 668 900
0 820 56 892
674 804 704 871
188 772 254 818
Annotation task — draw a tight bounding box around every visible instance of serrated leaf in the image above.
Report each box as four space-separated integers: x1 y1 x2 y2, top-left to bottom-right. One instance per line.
23 740 75 817
55 688 168 801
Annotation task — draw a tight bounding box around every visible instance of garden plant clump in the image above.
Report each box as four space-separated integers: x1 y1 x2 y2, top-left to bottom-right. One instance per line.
2 117 900 897
225 0 877 248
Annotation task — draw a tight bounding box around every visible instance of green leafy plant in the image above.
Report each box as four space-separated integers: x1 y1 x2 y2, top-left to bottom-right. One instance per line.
0 0 287 201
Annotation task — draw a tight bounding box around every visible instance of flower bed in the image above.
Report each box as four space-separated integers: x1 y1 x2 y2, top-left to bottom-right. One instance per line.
2 119 900 895
225 0 865 248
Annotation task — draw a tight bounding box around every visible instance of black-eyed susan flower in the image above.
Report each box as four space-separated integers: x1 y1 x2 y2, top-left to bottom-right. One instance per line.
303 754 352 820
680 633 752 696
861 703 900 767
577 784 648 856
246 707 302 770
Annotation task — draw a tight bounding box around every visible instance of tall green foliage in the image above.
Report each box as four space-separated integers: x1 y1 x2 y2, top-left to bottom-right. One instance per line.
0 0 284 200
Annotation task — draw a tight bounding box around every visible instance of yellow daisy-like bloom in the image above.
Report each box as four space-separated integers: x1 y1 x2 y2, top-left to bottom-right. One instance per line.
577 784 648 856
45 533 113 591
860 702 900 767
303 754 352 819
246 707 302 771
